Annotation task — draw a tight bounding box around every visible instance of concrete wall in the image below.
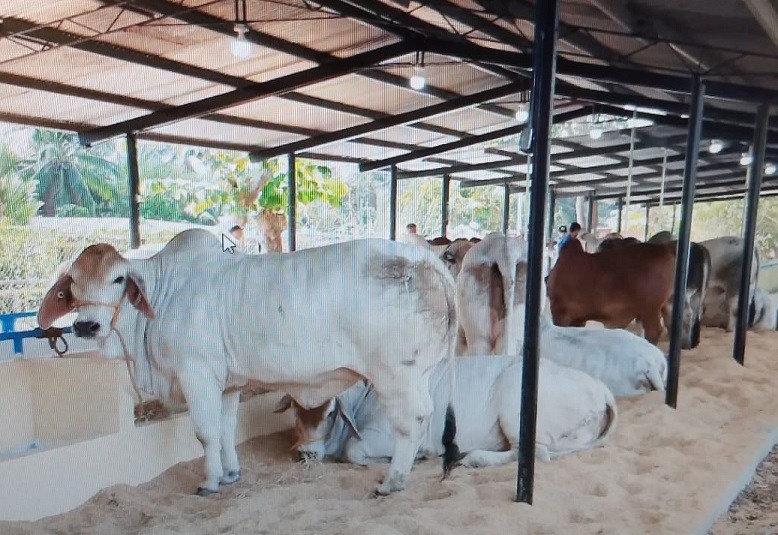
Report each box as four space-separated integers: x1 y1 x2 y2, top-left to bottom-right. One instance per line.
0 353 294 522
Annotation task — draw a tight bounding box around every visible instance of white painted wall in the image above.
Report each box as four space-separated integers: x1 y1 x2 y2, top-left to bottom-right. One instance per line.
0 353 294 521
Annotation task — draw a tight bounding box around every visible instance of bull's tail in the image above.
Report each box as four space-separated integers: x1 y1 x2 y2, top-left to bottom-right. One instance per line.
496 239 518 357
435 255 461 481
596 394 619 444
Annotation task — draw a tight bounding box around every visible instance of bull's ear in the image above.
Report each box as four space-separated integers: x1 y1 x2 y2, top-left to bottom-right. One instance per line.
273 394 294 413
38 274 75 329
126 273 154 319
335 398 362 440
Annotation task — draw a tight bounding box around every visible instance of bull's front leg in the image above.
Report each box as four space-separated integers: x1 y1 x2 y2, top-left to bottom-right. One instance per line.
177 365 225 496
372 374 433 496
219 390 241 486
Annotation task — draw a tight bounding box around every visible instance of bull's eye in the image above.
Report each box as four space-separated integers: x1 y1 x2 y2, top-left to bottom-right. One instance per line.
57 291 65 299
113 276 125 284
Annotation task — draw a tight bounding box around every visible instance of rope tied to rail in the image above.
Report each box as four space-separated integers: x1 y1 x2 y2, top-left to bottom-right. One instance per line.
37 327 68 357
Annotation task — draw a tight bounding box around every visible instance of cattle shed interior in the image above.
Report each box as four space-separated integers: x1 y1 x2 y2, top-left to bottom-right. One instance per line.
2 0 778 518
1 0 777 210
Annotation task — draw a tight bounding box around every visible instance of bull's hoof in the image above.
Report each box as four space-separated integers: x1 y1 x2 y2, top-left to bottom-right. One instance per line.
370 488 389 499
220 470 241 486
196 486 218 497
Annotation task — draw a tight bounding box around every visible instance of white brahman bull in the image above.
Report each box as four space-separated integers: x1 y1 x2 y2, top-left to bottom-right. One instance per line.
36 229 460 497
538 315 667 397
749 287 777 331
452 233 533 356
277 355 617 468
699 236 760 331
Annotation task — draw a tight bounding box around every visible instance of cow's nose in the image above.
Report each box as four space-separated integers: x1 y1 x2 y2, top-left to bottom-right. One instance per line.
73 321 100 337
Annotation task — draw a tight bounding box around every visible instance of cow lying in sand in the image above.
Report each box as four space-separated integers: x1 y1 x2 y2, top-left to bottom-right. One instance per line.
276 355 617 468
37 230 460 497
538 315 667 397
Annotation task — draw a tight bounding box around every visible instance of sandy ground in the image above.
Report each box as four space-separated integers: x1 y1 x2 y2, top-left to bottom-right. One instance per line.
2 327 778 535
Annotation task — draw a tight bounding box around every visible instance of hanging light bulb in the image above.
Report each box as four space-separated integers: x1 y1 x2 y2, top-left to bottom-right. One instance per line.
230 23 253 59
589 126 603 140
765 162 777 175
409 64 426 91
708 139 723 154
740 151 753 166
515 105 529 122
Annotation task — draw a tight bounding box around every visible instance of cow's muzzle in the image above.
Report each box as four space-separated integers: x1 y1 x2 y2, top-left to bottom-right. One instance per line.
73 320 101 338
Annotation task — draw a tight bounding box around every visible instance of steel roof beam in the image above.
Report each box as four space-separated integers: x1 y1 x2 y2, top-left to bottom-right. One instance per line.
248 82 522 162
78 41 414 145
422 38 778 103
364 107 590 174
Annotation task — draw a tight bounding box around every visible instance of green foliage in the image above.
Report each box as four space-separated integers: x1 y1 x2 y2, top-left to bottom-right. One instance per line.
19 130 126 217
0 144 41 225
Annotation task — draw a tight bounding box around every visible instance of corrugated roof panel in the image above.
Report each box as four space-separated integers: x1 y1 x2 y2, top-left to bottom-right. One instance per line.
220 96 370 133
154 118 304 149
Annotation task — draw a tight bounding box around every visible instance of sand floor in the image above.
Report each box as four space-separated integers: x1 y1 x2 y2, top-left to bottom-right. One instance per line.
2 327 778 535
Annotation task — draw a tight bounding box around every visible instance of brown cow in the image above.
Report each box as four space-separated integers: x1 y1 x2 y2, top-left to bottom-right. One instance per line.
545 239 676 344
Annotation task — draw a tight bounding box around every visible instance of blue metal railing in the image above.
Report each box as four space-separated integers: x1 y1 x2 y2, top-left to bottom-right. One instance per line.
0 311 72 356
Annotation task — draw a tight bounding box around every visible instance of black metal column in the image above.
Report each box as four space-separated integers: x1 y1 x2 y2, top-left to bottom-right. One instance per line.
125 133 141 250
616 196 623 233
389 165 398 240
643 204 650 241
516 0 561 505
546 189 556 241
586 194 595 233
503 184 511 233
441 175 451 237
287 153 296 252
733 103 771 365
666 77 705 409
671 204 677 233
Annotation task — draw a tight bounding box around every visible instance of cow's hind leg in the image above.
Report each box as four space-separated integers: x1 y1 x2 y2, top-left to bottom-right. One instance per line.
640 312 663 345
177 366 224 496
219 390 241 485
461 448 517 468
372 374 433 496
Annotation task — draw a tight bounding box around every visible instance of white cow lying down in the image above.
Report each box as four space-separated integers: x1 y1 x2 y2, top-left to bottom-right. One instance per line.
276 354 618 468
37 230 460 497
750 287 777 331
538 315 667 397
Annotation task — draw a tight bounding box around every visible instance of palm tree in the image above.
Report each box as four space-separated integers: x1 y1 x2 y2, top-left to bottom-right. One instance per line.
20 129 123 217
0 143 41 224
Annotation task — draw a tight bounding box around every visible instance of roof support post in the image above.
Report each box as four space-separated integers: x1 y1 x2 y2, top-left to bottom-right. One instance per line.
442 175 451 238
643 204 650 241
516 0 560 506
287 153 297 252
126 133 141 250
389 165 398 241
666 76 705 409
616 196 623 233
733 103 771 365
586 194 595 233
502 184 511 234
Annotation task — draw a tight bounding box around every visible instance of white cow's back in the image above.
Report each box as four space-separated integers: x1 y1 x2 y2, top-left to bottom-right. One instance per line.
173 238 457 406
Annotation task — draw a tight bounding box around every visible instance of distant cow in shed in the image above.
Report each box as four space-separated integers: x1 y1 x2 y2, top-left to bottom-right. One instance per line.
428 236 452 246
647 231 675 244
700 236 760 332
748 287 776 331
452 233 533 356
660 240 711 349
545 239 675 344
595 235 641 253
